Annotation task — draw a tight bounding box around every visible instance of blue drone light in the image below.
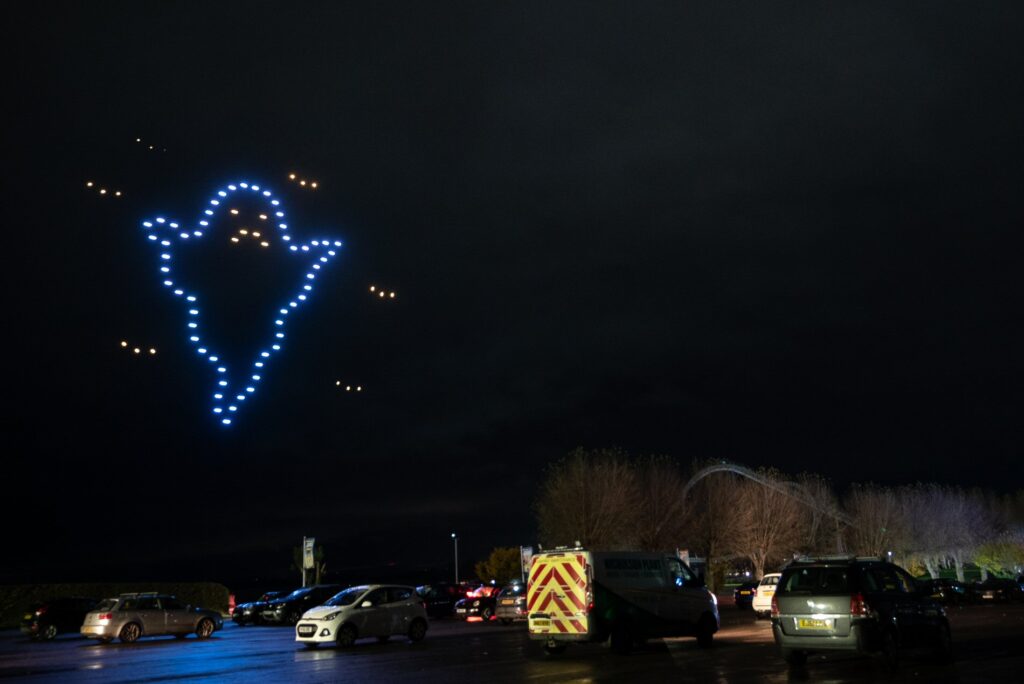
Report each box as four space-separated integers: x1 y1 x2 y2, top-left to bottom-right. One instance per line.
143 181 343 426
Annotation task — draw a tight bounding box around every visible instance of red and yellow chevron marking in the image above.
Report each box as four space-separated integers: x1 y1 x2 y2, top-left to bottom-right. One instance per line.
528 553 589 635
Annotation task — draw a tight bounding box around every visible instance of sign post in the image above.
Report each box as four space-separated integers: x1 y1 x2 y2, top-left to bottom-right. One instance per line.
303 537 316 587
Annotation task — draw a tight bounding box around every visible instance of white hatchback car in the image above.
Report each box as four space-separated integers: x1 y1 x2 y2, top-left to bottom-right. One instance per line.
295 584 428 648
751 573 781 618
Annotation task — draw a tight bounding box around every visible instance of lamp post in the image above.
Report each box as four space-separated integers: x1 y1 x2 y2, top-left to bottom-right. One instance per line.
451 533 458 583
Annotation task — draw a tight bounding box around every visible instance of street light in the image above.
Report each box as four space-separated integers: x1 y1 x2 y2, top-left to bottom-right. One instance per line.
451 533 458 583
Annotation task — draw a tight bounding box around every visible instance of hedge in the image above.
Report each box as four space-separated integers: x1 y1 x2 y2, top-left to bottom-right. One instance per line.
0 583 230 629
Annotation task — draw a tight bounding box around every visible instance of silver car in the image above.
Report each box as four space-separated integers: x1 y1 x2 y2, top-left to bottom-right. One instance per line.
81 593 223 643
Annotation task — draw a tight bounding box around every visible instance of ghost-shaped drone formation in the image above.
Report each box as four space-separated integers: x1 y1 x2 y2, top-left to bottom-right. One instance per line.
142 181 343 425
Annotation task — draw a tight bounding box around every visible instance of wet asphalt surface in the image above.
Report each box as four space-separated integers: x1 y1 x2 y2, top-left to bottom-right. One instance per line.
2 603 1022 682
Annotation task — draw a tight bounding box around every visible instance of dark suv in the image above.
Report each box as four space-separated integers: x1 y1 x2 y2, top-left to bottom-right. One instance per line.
771 556 952 670
21 597 98 640
261 585 343 625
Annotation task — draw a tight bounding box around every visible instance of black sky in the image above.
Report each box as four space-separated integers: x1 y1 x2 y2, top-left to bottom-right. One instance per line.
7 1 1024 587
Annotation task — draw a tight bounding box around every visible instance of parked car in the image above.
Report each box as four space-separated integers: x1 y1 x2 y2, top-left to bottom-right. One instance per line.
295 585 428 648
751 573 781 618
233 591 289 626
416 583 469 618
771 556 952 670
80 593 223 644
262 585 343 625
21 597 98 641
528 548 718 655
454 585 501 621
733 581 759 609
924 579 968 606
495 582 528 625
975 577 1024 603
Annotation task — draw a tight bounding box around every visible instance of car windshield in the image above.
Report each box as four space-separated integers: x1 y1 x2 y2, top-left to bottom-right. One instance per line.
325 586 369 607
283 588 312 600
759 575 779 587
95 599 117 612
499 584 525 597
780 566 852 595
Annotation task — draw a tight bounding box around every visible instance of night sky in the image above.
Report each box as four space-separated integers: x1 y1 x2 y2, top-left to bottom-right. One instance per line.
8 2 1024 588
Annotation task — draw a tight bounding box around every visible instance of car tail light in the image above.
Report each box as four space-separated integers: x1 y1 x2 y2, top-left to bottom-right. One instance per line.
752 588 757 596
770 595 779 618
98 613 113 622
35 606 48 616
850 593 870 617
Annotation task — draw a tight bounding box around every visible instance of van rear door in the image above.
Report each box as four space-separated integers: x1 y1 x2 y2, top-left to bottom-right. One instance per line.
528 552 591 638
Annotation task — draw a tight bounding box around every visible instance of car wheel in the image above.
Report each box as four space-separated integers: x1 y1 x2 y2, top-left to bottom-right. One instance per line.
42 624 58 640
696 614 716 649
882 629 900 671
287 611 301 625
408 618 427 643
195 619 215 639
933 622 953 664
337 624 358 648
782 648 807 669
610 622 633 655
482 608 493 621
119 622 141 644
543 642 567 656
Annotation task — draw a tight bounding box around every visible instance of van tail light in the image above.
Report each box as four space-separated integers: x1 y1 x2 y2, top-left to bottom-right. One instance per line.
850 593 870 617
770 595 779 618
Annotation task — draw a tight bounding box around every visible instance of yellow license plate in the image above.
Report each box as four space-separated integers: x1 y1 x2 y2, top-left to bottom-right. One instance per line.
501 599 514 605
532 619 550 627
23 614 33 621
797 618 832 629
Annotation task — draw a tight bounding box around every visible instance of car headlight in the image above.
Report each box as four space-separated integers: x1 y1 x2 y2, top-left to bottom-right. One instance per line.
322 612 341 622
473 600 480 607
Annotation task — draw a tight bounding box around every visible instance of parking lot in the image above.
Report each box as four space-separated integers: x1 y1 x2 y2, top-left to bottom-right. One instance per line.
1 603 1022 683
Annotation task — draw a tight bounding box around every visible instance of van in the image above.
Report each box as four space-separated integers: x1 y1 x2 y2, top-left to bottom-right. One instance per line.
527 547 719 655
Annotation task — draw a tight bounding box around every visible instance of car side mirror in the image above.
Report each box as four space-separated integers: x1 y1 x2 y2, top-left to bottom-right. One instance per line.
360 600 373 608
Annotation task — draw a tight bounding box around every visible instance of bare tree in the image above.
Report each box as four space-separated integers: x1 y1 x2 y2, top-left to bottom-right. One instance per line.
679 462 747 591
634 455 689 551
797 473 841 553
535 448 640 550
844 484 904 557
732 470 809 580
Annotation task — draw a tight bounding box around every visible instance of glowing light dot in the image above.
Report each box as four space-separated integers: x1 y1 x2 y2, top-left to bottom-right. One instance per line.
255 362 264 368
149 348 156 355
120 341 128 347
289 173 296 179
379 291 385 298
219 380 228 387
301 246 309 252
156 218 165 223
263 190 271 197
198 348 207 354
163 280 173 286
218 191 227 197
205 210 213 216
143 221 153 228
222 418 231 425
300 180 306 186
390 292 395 298
133 348 141 354
210 200 219 205
239 229 248 235
190 336 199 342
87 181 94 187
311 182 317 189
290 245 298 251
228 406 237 411
209 356 218 362
275 212 284 217
279 223 287 229
356 386 362 391
259 214 267 220
214 394 223 399
346 386 351 391
200 220 209 226
231 237 239 243
100 189 107 194
271 200 279 206
169 222 179 228
333 241 342 247
180 233 189 239
188 322 197 329
307 274 315 279
303 285 312 291
228 185 237 190
161 240 171 246
230 208 239 215
214 408 223 414
298 294 307 301
239 183 248 188
115 191 122 197
194 231 203 237
189 309 198 315
187 296 196 302
312 241 320 246
276 332 285 338
253 231 261 238
252 375 261 381
251 185 260 191
272 344 281 351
